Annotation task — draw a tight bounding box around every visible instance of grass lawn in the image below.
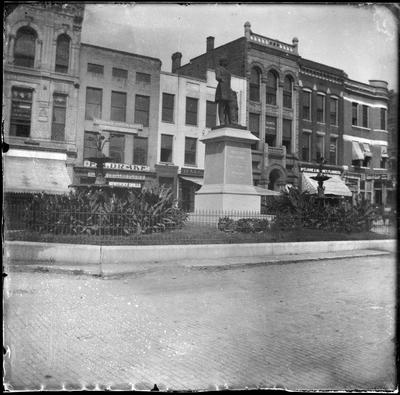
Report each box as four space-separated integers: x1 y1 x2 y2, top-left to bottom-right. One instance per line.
5 222 394 245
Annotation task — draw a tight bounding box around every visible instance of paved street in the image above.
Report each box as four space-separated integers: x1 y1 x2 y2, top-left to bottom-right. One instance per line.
4 255 396 391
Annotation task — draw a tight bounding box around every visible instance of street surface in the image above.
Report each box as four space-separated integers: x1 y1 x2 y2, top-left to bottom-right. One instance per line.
4 255 396 391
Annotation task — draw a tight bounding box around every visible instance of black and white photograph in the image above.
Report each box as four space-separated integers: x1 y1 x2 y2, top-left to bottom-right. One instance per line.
3 2 398 391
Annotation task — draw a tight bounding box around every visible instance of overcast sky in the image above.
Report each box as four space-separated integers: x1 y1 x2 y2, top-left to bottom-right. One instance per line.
81 3 398 90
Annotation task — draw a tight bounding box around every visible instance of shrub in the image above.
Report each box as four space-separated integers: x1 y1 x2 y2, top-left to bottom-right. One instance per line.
218 217 269 233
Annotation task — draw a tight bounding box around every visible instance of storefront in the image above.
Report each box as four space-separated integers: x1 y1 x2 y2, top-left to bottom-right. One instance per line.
178 167 204 212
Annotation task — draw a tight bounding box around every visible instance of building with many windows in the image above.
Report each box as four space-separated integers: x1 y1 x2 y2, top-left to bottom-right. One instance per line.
73 44 162 188
158 53 247 210
3 3 84 197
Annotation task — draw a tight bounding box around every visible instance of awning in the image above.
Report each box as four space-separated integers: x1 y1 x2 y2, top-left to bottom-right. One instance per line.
254 186 281 196
360 142 372 157
302 172 352 197
352 141 364 160
179 176 204 186
380 146 388 158
4 156 71 194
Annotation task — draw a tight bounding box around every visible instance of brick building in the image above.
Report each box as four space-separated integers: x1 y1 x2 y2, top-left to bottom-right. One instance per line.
3 3 84 196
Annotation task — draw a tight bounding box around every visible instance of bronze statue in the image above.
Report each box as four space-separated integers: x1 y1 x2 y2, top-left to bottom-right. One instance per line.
215 57 238 126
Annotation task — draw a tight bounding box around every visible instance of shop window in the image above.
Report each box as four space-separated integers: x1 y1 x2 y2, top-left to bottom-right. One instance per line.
185 97 198 126
133 136 148 165
109 134 125 163
266 70 278 105
162 93 175 123
184 137 197 165
316 93 325 123
55 34 70 73
283 76 293 109
265 116 277 146
316 134 325 161
136 72 151 84
329 137 337 165
300 132 311 162
87 63 104 75
250 67 261 102
361 105 369 128
85 87 102 120
352 159 362 167
282 119 292 153
112 67 128 79
14 27 37 68
10 87 33 137
352 102 358 126
206 100 217 128
83 131 98 159
134 95 150 127
111 91 126 122
302 90 311 120
51 93 67 141
330 97 338 126
158 177 174 190
380 108 387 130
249 113 260 150
160 134 173 163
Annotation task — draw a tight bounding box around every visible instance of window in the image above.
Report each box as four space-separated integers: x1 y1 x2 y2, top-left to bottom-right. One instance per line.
85 87 102 120
362 105 369 128
316 94 325 123
134 95 150 127
380 157 387 169
185 97 198 126
112 67 128 79
136 72 151 84
316 134 325 161
329 97 338 125
162 93 174 123
160 134 173 162
133 136 148 165
109 134 125 163
360 143 371 167
87 63 104 75
110 91 126 122
283 76 293 109
10 87 33 137
265 116 277 146
300 132 311 162
329 136 337 165
380 108 387 130
206 100 217 128
55 34 70 73
250 67 261 102
14 27 36 68
158 177 174 190
352 102 358 126
184 137 197 165
302 90 311 120
282 119 292 152
51 93 67 141
266 71 278 105
249 113 260 150
83 131 98 159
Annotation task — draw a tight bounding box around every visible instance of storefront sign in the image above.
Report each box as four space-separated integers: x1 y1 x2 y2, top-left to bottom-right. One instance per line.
180 167 204 177
84 160 150 172
300 167 341 175
105 173 145 180
109 181 141 188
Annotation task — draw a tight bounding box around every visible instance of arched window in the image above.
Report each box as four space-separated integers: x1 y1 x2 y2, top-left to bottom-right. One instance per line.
283 75 293 108
55 34 70 73
14 27 37 68
266 70 278 105
250 67 261 102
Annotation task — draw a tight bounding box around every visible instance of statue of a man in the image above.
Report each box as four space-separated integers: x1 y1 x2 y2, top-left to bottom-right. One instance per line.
215 57 238 126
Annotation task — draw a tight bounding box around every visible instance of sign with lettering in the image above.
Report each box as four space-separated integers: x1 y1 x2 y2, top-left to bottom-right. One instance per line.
84 160 150 172
109 181 141 188
180 167 204 177
300 167 341 175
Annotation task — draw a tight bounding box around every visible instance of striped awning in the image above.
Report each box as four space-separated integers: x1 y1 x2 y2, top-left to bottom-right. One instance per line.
360 142 372 157
352 141 364 160
302 172 352 197
179 176 204 186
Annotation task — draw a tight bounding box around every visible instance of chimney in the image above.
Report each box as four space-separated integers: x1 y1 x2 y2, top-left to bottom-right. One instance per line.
171 52 182 73
206 36 215 52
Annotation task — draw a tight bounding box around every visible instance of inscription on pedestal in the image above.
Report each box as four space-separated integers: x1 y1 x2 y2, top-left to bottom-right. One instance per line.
226 145 251 184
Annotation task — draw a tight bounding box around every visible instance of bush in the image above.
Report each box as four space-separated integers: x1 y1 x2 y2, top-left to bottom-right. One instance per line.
218 217 269 233
22 185 188 236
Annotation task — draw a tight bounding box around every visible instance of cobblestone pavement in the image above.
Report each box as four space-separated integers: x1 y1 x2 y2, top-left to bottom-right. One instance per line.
3 255 396 391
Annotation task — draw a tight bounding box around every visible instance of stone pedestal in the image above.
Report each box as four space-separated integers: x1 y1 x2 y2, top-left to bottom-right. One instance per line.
194 126 261 213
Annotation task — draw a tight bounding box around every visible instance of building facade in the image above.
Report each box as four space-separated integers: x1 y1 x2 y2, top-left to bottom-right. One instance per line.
74 44 162 189
3 3 84 196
